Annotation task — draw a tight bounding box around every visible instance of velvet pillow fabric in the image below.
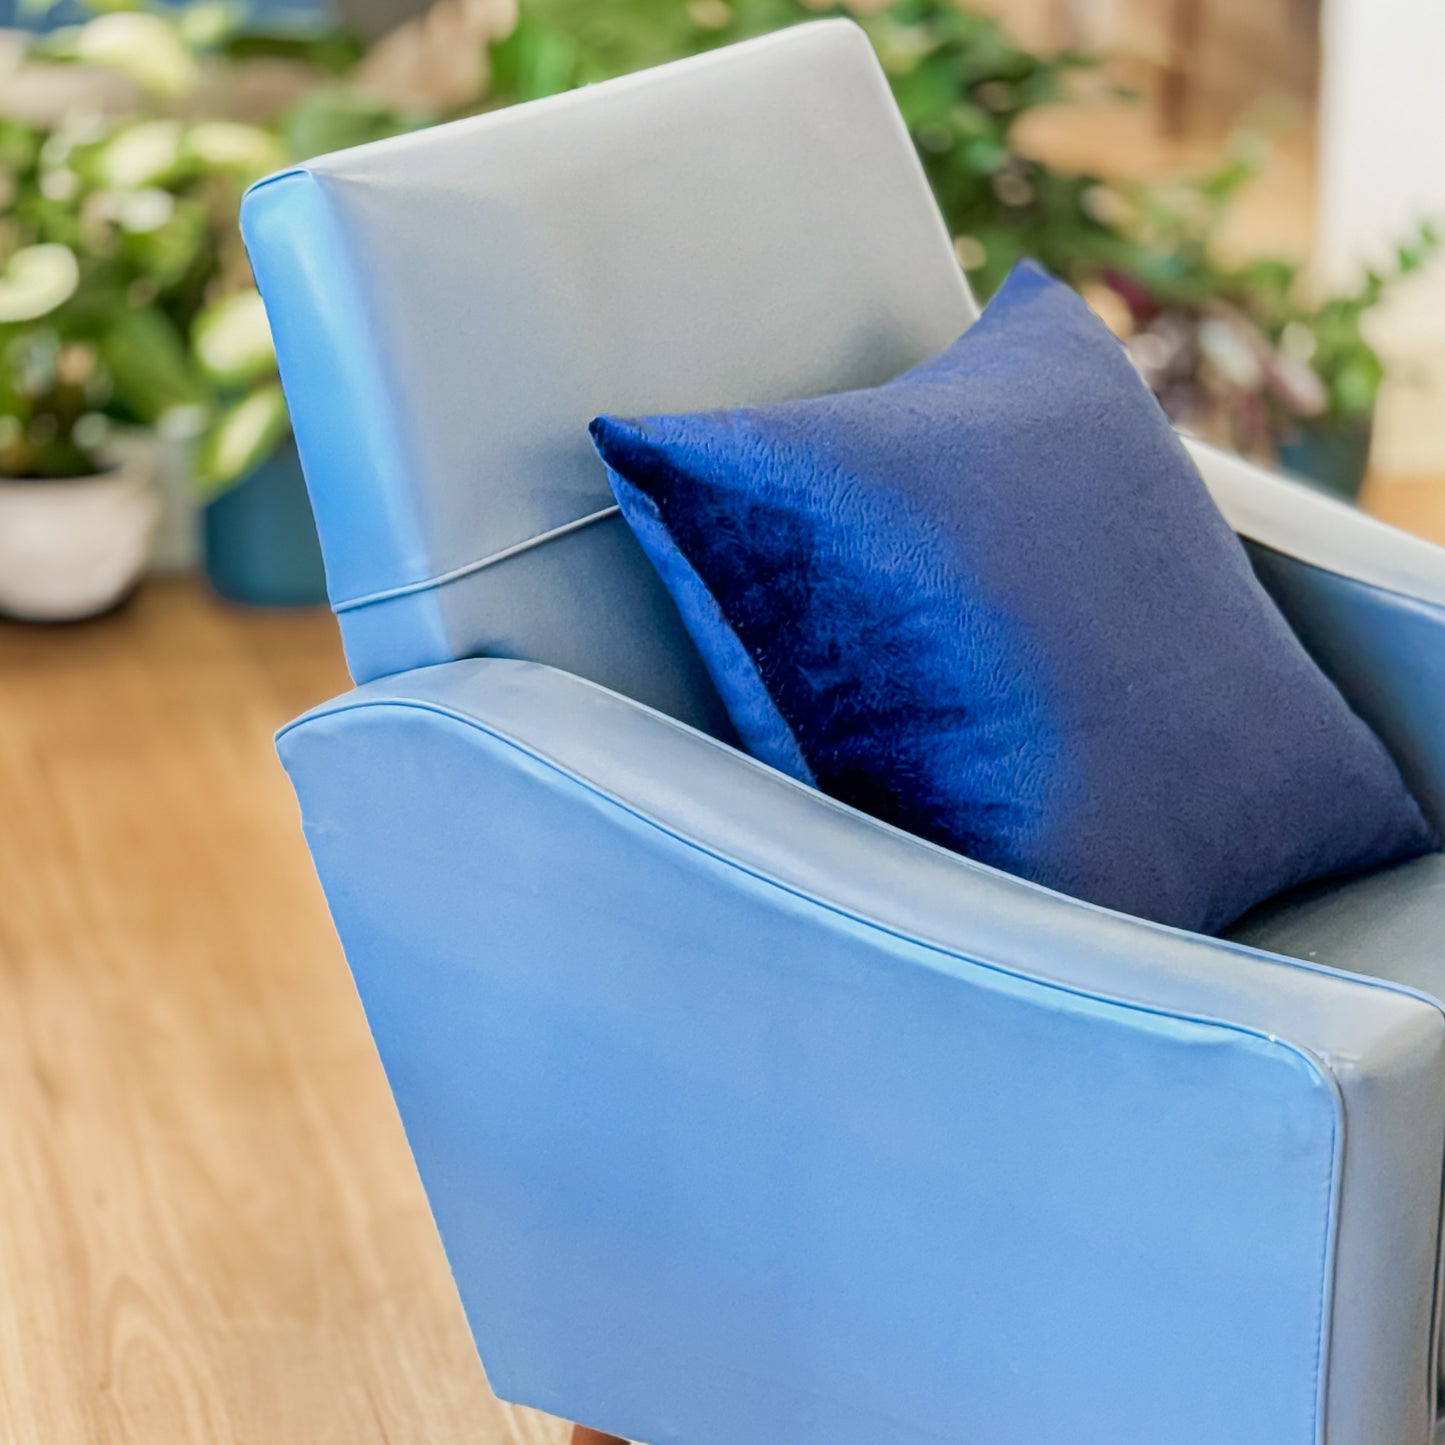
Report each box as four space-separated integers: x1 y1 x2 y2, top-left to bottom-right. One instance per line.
589 261 1435 933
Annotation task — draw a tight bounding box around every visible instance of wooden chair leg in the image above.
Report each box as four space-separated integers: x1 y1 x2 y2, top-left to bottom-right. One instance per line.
570 1427 628 1445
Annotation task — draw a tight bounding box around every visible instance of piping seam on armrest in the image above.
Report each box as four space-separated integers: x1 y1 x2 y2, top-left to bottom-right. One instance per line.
277 684 1445 1028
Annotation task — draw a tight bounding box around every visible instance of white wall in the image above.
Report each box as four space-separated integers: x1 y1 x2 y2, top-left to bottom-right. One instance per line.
1318 0 1445 473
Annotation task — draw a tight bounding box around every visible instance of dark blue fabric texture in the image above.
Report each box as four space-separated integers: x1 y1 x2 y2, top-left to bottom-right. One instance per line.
589 261 1436 934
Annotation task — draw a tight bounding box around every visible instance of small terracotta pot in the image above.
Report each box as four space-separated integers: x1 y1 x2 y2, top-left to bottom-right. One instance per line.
0 450 159 622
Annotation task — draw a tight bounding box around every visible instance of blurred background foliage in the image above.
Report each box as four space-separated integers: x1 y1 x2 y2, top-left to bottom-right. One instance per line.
0 0 1436 489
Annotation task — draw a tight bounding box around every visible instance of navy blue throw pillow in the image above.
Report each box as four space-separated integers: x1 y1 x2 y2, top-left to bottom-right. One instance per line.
590 261 1435 933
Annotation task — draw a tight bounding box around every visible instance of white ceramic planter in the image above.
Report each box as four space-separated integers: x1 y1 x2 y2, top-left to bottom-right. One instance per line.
0 451 159 622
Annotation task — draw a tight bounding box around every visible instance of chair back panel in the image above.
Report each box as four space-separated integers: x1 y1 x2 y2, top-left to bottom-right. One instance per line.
241 20 976 724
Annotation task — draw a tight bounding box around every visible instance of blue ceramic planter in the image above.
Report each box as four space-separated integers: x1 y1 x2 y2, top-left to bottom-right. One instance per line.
1277 413 1374 504
203 438 328 607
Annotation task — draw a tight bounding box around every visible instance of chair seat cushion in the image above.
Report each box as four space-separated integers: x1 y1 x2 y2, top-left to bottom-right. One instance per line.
1228 848 1445 998
590 260 1436 934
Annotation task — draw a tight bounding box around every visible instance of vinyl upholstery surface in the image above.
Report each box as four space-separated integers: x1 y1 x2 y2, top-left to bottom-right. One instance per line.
245 22 1445 1445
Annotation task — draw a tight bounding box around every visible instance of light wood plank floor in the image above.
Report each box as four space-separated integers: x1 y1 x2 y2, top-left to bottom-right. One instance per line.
0 579 571 1445
1364 473 1445 549
2 476 1441 1441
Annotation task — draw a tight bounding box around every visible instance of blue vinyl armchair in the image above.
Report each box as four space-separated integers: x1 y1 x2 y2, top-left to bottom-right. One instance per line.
244 22 1445 1445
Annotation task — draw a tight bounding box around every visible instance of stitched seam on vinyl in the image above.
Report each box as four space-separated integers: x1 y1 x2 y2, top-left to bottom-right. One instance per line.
331 504 622 612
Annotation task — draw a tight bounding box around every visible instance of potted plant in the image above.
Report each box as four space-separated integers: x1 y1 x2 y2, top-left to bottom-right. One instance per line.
1079 193 1440 499
1269 237 1440 498
0 100 215 619
11 3 430 608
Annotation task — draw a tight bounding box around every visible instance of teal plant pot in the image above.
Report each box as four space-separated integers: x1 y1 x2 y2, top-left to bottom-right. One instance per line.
1276 413 1374 504
202 438 328 607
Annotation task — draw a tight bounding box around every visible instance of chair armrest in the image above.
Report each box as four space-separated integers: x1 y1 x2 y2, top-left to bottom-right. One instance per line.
1191 438 1445 828
279 658 1445 1445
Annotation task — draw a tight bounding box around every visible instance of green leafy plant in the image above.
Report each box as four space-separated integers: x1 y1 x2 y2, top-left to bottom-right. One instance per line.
1083 174 1440 459
5 0 1435 493
1249 224 1440 423
0 2 424 488
0 104 213 478
0 6 284 480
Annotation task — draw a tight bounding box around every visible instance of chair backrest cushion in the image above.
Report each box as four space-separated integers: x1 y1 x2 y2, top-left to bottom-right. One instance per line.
240 19 976 730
